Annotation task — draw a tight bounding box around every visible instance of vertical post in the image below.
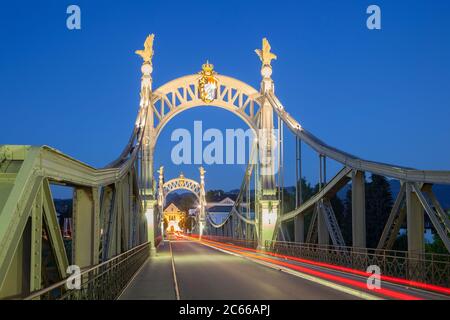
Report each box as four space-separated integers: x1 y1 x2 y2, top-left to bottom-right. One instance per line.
294 138 304 242
199 167 206 240
246 171 251 240
136 35 157 256
30 185 43 293
92 187 100 263
352 170 366 248
73 187 99 268
319 155 323 190
317 202 329 245
157 166 164 242
255 38 279 250
145 200 157 256
294 214 304 243
406 183 424 256
295 137 302 207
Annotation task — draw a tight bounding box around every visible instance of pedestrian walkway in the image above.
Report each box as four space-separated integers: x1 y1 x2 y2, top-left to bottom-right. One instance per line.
119 241 176 300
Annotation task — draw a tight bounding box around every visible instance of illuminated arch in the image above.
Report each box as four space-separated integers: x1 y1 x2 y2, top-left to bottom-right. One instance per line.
151 74 262 143
162 175 201 199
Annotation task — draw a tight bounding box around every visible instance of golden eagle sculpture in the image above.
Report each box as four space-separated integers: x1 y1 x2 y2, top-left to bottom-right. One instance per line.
135 34 155 64
255 38 277 67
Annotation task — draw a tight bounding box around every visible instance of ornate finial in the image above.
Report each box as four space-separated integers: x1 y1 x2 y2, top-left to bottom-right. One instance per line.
255 38 277 67
135 34 155 64
199 167 205 176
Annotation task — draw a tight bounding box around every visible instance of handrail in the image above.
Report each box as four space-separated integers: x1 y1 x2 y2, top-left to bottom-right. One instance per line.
266 240 450 288
24 242 150 300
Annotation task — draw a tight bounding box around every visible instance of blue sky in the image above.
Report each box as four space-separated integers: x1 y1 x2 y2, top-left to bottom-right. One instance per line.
1 1 450 196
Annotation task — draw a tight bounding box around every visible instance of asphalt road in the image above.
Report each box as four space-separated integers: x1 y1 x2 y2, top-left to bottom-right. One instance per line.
120 239 449 300
170 240 359 300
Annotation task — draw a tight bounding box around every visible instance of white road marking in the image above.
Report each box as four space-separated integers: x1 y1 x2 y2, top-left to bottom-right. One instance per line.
169 241 181 300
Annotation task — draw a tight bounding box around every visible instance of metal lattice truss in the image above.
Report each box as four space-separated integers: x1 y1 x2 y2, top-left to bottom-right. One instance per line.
0 144 146 299
162 177 201 199
151 74 262 140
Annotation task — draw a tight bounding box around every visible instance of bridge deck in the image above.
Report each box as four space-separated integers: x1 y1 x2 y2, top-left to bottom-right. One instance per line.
119 239 450 300
120 239 359 300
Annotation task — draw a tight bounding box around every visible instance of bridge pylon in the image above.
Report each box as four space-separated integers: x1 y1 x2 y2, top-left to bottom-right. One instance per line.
255 38 279 250
136 34 158 256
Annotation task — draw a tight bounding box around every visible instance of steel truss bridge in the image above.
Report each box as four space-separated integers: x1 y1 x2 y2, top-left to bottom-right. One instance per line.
0 35 449 300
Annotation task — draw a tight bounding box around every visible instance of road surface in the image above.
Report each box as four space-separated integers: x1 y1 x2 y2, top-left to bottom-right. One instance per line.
120 238 450 300
120 239 359 299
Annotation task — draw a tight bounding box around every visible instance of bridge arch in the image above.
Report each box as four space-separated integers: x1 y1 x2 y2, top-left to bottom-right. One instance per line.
156 167 207 236
161 175 201 200
151 73 262 144
138 38 282 250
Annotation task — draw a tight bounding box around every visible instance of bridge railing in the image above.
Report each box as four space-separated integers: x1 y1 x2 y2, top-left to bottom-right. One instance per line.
24 242 151 300
265 240 450 288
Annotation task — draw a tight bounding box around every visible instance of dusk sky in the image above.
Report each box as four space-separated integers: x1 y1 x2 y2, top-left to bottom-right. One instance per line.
1 0 450 196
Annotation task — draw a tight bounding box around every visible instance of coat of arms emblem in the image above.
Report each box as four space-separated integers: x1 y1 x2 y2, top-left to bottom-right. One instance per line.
198 61 218 103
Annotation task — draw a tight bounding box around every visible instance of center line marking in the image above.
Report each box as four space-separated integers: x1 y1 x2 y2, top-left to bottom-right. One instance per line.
169 241 181 300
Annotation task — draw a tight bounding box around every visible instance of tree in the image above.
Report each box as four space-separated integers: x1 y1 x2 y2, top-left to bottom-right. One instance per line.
330 194 346 242
179 213 195 232
341 188 353 246
365 174 393 248
284 178 315 240
177 193 197 213
426 233 449 254
206 189 226 202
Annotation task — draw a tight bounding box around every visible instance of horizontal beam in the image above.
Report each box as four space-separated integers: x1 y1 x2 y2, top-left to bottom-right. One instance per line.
1 145 138 188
